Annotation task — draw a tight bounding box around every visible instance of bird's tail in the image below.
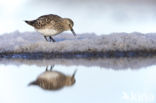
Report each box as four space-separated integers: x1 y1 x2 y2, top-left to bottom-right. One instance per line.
25 20 35 26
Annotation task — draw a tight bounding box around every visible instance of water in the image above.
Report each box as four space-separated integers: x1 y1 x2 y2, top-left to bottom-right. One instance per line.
0 57 156 103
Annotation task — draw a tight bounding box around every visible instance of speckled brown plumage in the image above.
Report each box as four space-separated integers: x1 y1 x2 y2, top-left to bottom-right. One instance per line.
29 66 76 91
25 14 76 42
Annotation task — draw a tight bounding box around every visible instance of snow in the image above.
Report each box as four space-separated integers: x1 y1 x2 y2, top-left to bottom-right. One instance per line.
0 31 156 53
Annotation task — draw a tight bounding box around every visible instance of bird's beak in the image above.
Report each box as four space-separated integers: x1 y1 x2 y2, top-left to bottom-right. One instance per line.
72 70 77 79
69 25 76 36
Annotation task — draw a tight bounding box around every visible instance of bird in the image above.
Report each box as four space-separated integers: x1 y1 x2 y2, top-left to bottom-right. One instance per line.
25 14 76 42
29 65 77 91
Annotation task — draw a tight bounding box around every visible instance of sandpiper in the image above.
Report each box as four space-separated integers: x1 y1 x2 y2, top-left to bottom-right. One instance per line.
29 66 77 91
25 14 76 42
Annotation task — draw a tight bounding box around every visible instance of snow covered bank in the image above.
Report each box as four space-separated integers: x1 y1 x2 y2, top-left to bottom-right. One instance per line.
0 31 156 58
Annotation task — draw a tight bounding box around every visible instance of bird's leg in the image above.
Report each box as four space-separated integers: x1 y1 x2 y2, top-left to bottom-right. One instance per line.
50 65 54 71
49 36 56 42
46 66 49 71
44 36 49 41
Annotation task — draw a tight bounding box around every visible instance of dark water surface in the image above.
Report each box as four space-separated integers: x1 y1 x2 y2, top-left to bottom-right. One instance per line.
0 57 156 103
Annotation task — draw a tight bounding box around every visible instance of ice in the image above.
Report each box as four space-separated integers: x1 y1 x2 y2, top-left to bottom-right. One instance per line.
0 31 156 53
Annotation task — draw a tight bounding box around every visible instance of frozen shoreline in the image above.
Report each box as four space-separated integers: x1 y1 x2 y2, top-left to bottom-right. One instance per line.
0 31 156 58
0 51 156 59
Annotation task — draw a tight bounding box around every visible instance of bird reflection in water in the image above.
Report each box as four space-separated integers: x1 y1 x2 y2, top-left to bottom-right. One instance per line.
29 65 77 91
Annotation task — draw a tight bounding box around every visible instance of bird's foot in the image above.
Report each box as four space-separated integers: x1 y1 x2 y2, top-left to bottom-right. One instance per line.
44 36 49 41
49 36 56 42
44 36 55 42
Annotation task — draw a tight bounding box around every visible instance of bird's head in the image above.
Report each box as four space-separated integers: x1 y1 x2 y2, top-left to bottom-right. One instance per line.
63 18 76 36
65 70 77 86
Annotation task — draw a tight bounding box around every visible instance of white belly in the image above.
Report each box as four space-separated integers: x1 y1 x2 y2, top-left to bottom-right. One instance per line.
36 29 58 36
39 72 60 80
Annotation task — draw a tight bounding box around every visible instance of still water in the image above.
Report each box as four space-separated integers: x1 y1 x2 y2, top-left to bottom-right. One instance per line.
0 57 156 103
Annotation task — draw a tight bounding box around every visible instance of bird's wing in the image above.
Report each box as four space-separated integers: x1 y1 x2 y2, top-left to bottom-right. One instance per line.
35 14 62 29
